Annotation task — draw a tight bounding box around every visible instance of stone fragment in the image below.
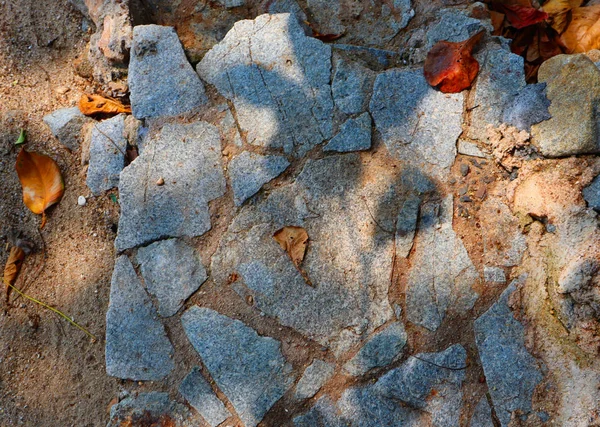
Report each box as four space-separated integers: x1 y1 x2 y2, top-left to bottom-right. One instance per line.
483 266 506 284
532 54 600 157
481 198 527 267
136 239 208 317
406 196 479 330
470 397 494 427
583 175 600 211
228 151 290 206
426 8 491 50
129 25 207 119
347 0 414 46
78 195 86 206
474 276 544 426
370 69 462 178
307 0 345 35
115 122 225 251
107 392 194 427
217 104 243 147
293 397 347 427
96 5 132 64
198 14 333 157
268 0 307 24
503 83 551 132
343 322 407 376
295 360 336 400
324 113 372 153
181 306 295 427
105 256 174 380
395 195 420 258
217 0 244 8
86 114 127 196
179 367 231 427
43 106 92 151
458 139 490 158
332 58 375 115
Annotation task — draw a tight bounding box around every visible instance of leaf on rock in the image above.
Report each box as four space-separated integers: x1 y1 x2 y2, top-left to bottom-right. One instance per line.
423 31 484 93
15 148 65 228
273 226 309 267
559 5 600 52
78 94 131 116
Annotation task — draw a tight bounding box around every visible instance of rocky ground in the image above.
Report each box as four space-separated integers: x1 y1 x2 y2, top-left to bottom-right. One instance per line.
2 0 600 426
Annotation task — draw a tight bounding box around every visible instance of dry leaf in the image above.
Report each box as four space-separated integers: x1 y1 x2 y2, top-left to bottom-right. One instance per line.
78 94 131 116
273 226 309 267
423 31 484 93
543 0 584 33
500 4 549 28
15 148 65 228
559 5 600 52
3 246 25 303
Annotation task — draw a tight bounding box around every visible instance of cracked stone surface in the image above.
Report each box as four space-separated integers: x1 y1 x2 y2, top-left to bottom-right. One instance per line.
469 397 494 427
332 57 375 115
293 397 346 427
295 360 336 400
323 112 372 153
43 106 91 151
426 8 492 50
179 367 231 427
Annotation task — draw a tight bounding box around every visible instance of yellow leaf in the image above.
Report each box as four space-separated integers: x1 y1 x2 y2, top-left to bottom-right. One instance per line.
3 246 25 302
273 226 309 267
559 5 600 52
543 0 585 33
78 93 131 116
15 148 65 228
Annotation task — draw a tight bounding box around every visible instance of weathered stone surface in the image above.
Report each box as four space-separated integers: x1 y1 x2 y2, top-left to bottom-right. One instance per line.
426 8 491 50
211 154 402 355
332 57 375 115
136 239 207 317
86 114 126 196
217 0 244 8
105 256 175 381
396 194 420 258
268 0 307 24
181 306 295 427
483 266 506 284
343 322 407 376
217 104 243 147
307 0 345 35
295 360 336 400
107 392 194 427
293 397 347 427
481 198 527 267
43 106 91 151
458 139 490 158
583 174 600 211
406 196 479 331
115 122 225 251
470 397 494 427
179 367 231 427
474 276 544 426
228 151 290 206
503 83 551 132
197 14 333 157
129 25 207 119
324 113 372 153
370 69 463 178
334 44 401 69
532 54 600 157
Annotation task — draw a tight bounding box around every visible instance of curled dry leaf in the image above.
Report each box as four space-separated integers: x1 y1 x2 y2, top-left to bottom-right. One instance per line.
78 93 131 116
423 31 484 94
559 5 600 53
273 226 309 267
542 0 584 34
3 246 25 303
15 148 65 229
500 4 549 28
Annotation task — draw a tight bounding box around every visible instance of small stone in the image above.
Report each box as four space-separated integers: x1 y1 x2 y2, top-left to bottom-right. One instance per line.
77 195 86 206
458 139 490 158
107 392 192 427
295 360 336 400
156 177 164 186
583 174 600 211
55 86 70 94
483 266 506 284
460 163 470 176
426 8 491 50
332 57 375 115
460 195 473 203
216 0 244 8
503 83 551 132
458 186 468 196
43 106 92 151
475 186 487 200
324 113 372 153
179 367 231 427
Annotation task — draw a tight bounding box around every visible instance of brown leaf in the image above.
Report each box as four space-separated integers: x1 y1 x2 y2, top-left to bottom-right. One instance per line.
423 31 484 93
15 148 65 228
559 5 600 52
78 94 131 116
543 0 584 33
3 246 25 303
500 5 549 29
273 226 309 267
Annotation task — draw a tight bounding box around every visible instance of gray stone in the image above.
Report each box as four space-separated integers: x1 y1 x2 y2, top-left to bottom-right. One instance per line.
293 397 348 427
503 83 551 132
268 0 307 24
458 139 490 158
228 151 290 206
426 8 491 50
370 69 463 178
179 367 231 427
115 121 225 251
332 58 375 115
217 0 244 8
86 114 127 196
107 392 194 427
324 113 372 153
343 322 407 376
218 104 243 147
583 175 600 211
307 0 345 35
334 45 401 70
347 0 414 46
483 266 506 284
129 25 207 119
43 106 91 151
396 195 420 258
197 14 333 157
295 360 336 400
474 276 544 426
470 397 494 427
136 239 208 317
181 306 295 427
532 54 600 157
105 256 175 380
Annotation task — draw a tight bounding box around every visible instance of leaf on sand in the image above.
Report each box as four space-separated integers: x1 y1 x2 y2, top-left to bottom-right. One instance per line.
559 5 600 53
273 226 309 267
423 31 484 94
3 246 25 303
15 148 65 229
15 129 26 146
78 94 131 116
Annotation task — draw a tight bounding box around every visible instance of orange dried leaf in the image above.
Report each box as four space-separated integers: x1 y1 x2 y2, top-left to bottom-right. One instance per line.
3 246 25 302
423 31 484 93
15 148 65 228
78 94 131 116
543 0 585 33
559 5 600 53
273 226 309 267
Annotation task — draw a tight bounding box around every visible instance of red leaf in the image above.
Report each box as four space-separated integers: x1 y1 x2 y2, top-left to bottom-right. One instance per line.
423 31 484 94
500 5 549 29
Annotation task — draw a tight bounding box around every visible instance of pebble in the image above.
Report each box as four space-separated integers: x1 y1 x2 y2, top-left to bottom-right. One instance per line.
460 163 470 177
77 196 86 206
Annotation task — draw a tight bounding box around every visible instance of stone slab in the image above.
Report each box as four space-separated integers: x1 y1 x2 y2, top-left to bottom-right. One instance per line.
295 359 336 400
179 367 231 427
324 113 372 153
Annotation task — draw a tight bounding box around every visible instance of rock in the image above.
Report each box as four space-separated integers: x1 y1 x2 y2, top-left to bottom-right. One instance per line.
583 174 600 211
228 151 290 206
107 392 194 427
217 0 244 8
370 69 463 178
86 114 127 196
95 4 132 64
307 0 345 35
179 367 231 427
136 239 208 317
406 196 479 331
181 306 295 427
129 25 207 119
293 397 348 427
395 195 420 258
481 198 527 267
458 139 490 158
115 121 226 252
268 0 307 24
343 322 407 376
105 256 174 381
470 397 494 427
217 104 243 147
426 8 491 50
532 54 600 157
295 360 336 400
43 106 92 151
344 0 414 47
334 44 401 70
77 195 86 206
197 14 333 158
324 113 372 152
483 266 506 284
332 57 375 115
460 163 470 176
474 276 544 426
503 83 551 132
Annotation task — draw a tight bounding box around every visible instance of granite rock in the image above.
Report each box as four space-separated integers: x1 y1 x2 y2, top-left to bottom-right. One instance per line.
217 0 244 8
332 57 375 115
470 397 495 427
395 194 420 258
107 392 194 427
324 113 372 153
179 367 231 427
295 360 336 400
426 8 491 50
481 198 527 267
293 397 348 427
458 139 490 158
43 106 92 151
583 174 600 211
503 83 551 132
483 266 506 284
307 0 345 35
